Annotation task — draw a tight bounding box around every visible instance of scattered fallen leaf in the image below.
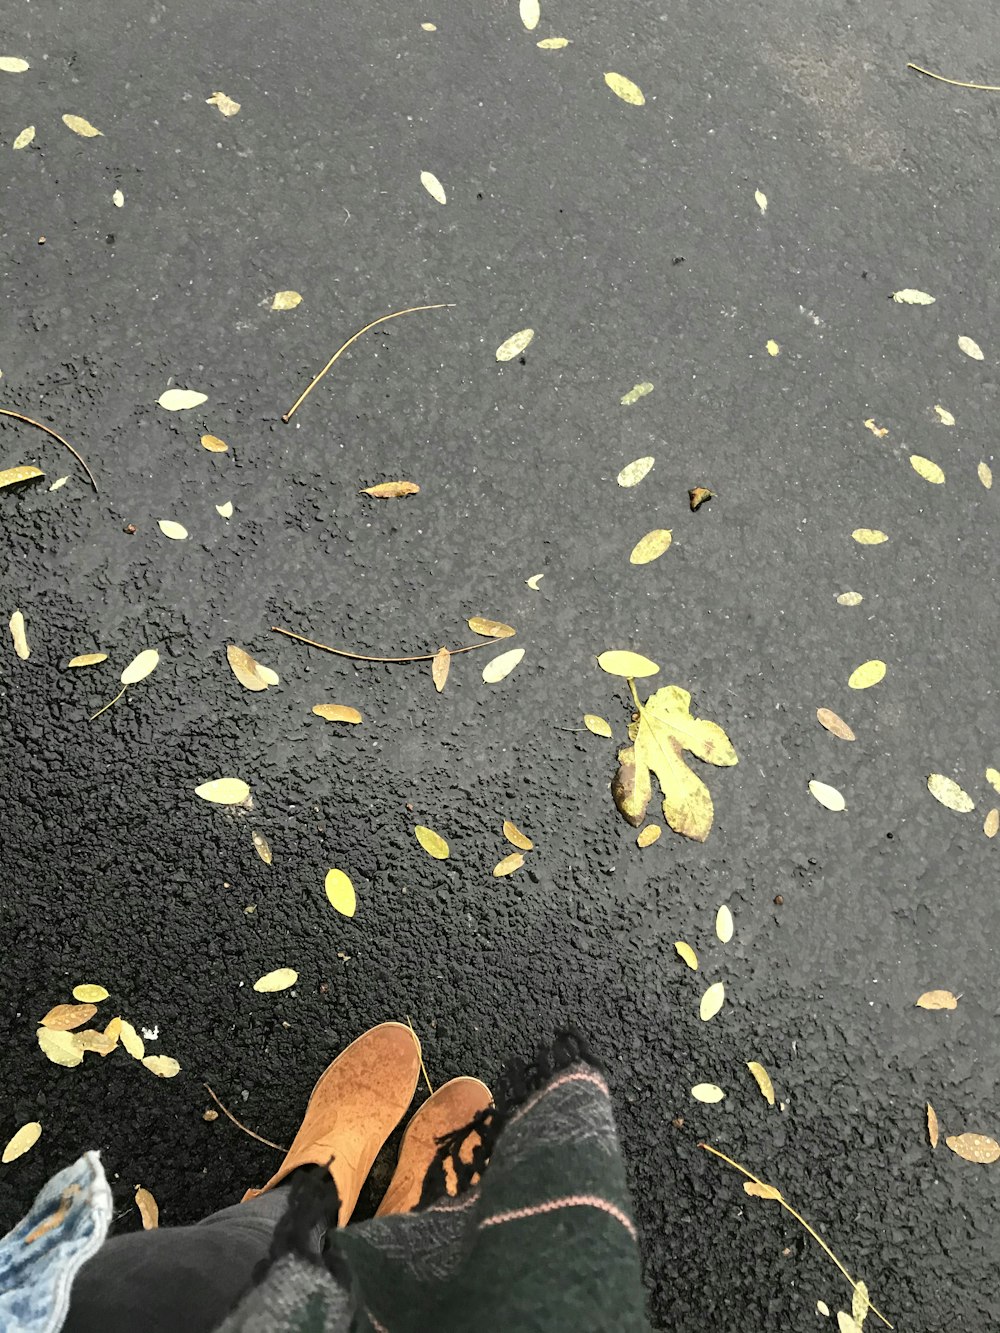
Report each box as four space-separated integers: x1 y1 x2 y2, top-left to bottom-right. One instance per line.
848 660 885 690
271 290 302 311
958 335 984 361
0 465 43 489
2 1121 41 1163
72 985 108 1003
892 289 935 305
420 170 447 204
818 1302 830 1318
68 652 106 668
119 1020 144 1060
36 1028 84 1068
158 519 188 540
816 708 855 741
103 1016 122 1044
9 609 29 660
195 777 250 805
636 824 661 847
206 91 240 116
62 114 103 137
496 328 534 361
135 1187 159 1229
13 126 35 150
503 820 533 850
482 647 524 683
691 1084 725 1103
158 388 207 411
742 1180 781 1200
597 649 659 678
927 1102 939 1149
360 480 420 498
468 616 516 638
226 644 269 692
604 71 645 105
946 1132 1000 1163
916 989 958 1010
519 0 540 30
526 573 544 589
617 456 655 487
863 418 888 438
216 501 234 518
674 941 698 970
755 188 767 213
253 968 298 994
536 37 570 49
0 57 30 73
700 982 725 1021
112 189 124 207
987 767 1000 795
324 868 357 917
985 808 999 838
809 780 846 812
837 591 863 606
75 1028 119 1056
629 529 672 564
934 404 955 425
584 713 613 738
927 774 974 813
312 704 363 724
837 1313 862 1333
689 487 713 511
493 852 525 877
40 1003 96 1031
910 454 945 484
201 434 228 452
715 905 734 943
142 1055 180 1078
121 649 159 685
852 1281 870 1327
747 1061 775 1106
979 461 993 489
766 339 780 356
432 646 450 692
415 825 449 859
851 528 887 545
620 382 654 406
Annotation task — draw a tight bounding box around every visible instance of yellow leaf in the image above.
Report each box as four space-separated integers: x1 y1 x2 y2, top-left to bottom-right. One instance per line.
837 1315 862 1333
0 57 30 73
493 852 525 877
629 529 672 565
252 830 273 864
36 1027 84 1068
617 456 655 487
420 170 447 204
891 289 935 304
257 663 279 687
415 825 449 859
253 968 298 993
421 22 436 30
674 940 698 969
863 418 888 438
324 868 357 917
519 0 540 30
142 1055 180 1078
135 1187 159 1229
9 609 29 660
75 1028 118 1057
227 644 269 691
121 649 159 685
597 650 659 678
927 774 974 813
201 434 229 452
699 982 725 1021
927 1102 939 1149
979 461 993 489
837 591 863 606
755 189 767 213
612 745 651 827
496 328 534 361
468 616 516 638
743 1180 782 1199
620 382 654 406
2 1121 41 1163
432 646 450 692
482 647 524 683
62 113 103 137
946 1132 1000 1164
0 465 43 489
584 713 613 737
910 454 944 484
852 1281 870 1327
526 573 544 590
958 335 984 360
216 501 234 518
206 91 240 116
818 1302 830 1317
158 519 188 540
604 71 645 105
72 984 108 1003
68 652 107 668
112 189 124 207
747 1061 775 1106
360 480 420 497
12 125 35 150
40 1003 96 1031
270 290 302 311
103 1016 122 1045
715 905 733 943
766 339 780 356
195 777 250 805
816 708 855 741
984 808 999 839
312 704 363 724
851 528 887 544
934 404 955 425
809 779 846 812
158 388 207 411
636 823 661 847
848 660 885 690
119 1020 145 1060
536 37 570 49
916 989 958 1010
691 1083 724 1103
987 767 1000 794
503 820 533 850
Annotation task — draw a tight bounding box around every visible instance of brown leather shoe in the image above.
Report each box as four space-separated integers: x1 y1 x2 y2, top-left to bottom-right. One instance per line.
375 1075 493 1216
242 1022 421 1225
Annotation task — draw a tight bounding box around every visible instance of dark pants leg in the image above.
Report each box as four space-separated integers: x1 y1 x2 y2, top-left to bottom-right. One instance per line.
64 1185 311 1333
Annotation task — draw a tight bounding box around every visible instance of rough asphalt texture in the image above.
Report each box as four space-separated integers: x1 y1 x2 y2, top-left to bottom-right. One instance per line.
1 1 998 1328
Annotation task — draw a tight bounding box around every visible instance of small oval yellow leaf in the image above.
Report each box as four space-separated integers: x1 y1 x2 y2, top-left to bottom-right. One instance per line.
496 328 535 361
837 1314 862 1333
112 189 124 207
324 868 357 917
271 290 302 311
526 573 544 590
2 1121 41 1163
910 454 944 484
766 339 780 356
754 188 767 213
503 820 533 851
72 984 109 1003
158 388 208 411
195 777 250 805
816 708 855 741
216 501 234 518
468 616 516 638
747 1061 775 1106
892 289 935 304
848 660 886 690
0 465 43 489
201 434 229 452
536 37 570 48
597 649 659 678
62 113 103 137
620 382 654 406
637 823 661 848
158 519 188 540
135 1187 159 1229
987 767 1000 794
119 1020 144 1060
934 404 955 425
809 779 846 812
121 649 159 685
946 1132 1000 1163
715 905 734 943
851 528 888 545
519 0 540 29
253 968 298 994
493 852 525 877
142 1055 181 1078
49 477 69 491
927 773 974 813
227 644 268 691
420 170 447 204
312 704 363 724
68 652 107 668
432 645 450 692
958 335 984 361
36 1028 84 1067
415 825 449 859
9 609 29 660
743 1181 782 1199
629 529 672 564
837 591 863 606
604 71 645 105
927 1101 939 1149
984 808 999 839
12 125 35 150
916 989 958 1010
40 1003 97 1031
482 647 524 683
674 941 698 970
691 1083 724 1103
252 830 273 864
0 57 30 73
616 456 655 487
979 461 993 489
360 480 420 498
584 713 613 737
699 982 725 1021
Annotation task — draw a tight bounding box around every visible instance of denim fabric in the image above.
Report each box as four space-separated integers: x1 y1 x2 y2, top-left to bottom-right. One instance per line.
0 1152 112 1333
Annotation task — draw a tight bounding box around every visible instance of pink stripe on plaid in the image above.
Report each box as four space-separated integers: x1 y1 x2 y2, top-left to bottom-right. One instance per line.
509 1068 610 1126
479 1194 637 1243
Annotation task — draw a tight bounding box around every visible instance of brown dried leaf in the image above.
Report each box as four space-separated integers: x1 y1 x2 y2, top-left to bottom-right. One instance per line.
312 704 363 724
636 824 661 848
816 708 856 741
135 1186 159 1229
360 481 420 498
688 487 713 511
503 820 533 850
468 616 516 638
927 1102 939 1149
40 1003 97 1032
432 646 450 692
916 990 958 1010
946 1132 1000 1164
612 744 651 827
227 644 269 691
493 852 525 877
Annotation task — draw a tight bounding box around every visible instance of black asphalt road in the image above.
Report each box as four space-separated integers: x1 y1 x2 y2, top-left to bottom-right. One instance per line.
2 1 998 1328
